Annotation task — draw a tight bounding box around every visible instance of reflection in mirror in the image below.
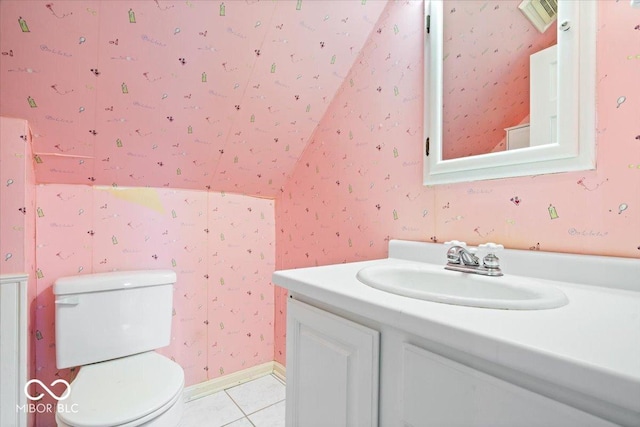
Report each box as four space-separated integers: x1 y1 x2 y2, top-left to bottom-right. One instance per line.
442 0 557 160
423 0 596 185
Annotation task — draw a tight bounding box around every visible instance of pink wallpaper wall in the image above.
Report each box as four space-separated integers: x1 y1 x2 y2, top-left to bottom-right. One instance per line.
274 0 640 364
0 0 387 197
0 117 37 425
1 118 35 275
33 185 274 425
2 0 639 418
442 0 557 159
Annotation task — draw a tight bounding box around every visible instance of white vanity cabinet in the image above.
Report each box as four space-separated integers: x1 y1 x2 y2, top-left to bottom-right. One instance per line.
286 298 616 427
276 241 640 427
394 342 616 427
285 298 379 427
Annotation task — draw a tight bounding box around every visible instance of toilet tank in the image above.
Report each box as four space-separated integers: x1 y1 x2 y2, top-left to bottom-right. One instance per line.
54 270 176 369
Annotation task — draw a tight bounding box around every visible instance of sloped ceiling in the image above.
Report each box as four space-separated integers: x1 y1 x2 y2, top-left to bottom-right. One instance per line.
0 0 388 197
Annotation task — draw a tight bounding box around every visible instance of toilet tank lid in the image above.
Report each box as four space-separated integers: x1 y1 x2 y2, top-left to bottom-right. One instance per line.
54 270 177 296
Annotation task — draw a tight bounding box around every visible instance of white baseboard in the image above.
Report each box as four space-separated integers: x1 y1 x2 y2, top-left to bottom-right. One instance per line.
272 361 286 383
183 361 286 402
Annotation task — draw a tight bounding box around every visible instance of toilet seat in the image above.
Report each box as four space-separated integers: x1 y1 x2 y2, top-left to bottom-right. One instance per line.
56 352 184 427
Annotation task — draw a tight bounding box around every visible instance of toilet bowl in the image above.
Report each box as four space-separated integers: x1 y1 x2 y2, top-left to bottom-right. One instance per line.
53 271 184 427
55 352 184 427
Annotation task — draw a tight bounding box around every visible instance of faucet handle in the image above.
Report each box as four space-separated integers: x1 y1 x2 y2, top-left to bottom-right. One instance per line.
444 240 467 248
477 242 503 259
478 243 504 271
478 242 503 253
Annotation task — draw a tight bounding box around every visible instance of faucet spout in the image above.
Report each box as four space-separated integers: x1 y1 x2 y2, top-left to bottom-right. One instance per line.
444 242 503 277
447 246 479 266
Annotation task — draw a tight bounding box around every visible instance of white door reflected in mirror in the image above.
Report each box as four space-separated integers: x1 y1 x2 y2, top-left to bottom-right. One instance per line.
529 44 558 150
423 0 596 185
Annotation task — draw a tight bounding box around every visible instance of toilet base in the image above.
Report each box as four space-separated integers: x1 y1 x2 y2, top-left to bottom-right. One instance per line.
56 391 184 427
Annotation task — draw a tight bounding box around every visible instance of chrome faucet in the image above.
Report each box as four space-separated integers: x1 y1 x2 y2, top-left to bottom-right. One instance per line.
444 241 503 276
447 245 480 266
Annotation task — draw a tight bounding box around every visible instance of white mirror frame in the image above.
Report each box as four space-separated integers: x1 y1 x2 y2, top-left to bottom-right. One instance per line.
423 0 596 185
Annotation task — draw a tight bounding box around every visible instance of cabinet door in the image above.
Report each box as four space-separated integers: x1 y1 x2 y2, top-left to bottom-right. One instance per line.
286 298 379 427
400 343 616 427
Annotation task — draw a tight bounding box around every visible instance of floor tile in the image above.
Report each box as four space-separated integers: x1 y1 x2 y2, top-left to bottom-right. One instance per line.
181 391 245 427
248 401 286 427
225 375 286 415
223 417 254 427
271 374 286 386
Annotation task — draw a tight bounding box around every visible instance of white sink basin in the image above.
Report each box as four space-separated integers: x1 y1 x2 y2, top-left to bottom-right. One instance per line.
356 263 569 310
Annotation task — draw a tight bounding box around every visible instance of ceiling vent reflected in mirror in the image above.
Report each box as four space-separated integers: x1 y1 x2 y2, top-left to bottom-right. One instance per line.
519 0 558 33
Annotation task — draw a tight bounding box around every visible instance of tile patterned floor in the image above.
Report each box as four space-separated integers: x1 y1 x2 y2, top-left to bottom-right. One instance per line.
181 374 286 427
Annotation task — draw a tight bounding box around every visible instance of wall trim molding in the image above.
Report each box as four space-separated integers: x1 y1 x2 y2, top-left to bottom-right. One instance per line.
183 361 286 402
273 361 286 383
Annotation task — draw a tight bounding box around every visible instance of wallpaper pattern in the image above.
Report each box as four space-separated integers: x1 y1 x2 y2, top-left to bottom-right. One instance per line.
442 0 557 159
0 1 638 422
0 0 387 197
0 118 37 423
33 185 275 425
274 0 640 364
0 118 35 276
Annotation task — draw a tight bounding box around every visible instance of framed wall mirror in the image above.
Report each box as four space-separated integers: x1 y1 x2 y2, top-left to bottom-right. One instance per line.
423 0 596 185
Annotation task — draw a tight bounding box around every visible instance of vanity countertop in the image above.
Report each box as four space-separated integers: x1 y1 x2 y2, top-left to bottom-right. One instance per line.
273 245 640 418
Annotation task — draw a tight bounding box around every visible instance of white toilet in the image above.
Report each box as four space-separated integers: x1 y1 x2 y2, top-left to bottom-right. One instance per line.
53 270 184 427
